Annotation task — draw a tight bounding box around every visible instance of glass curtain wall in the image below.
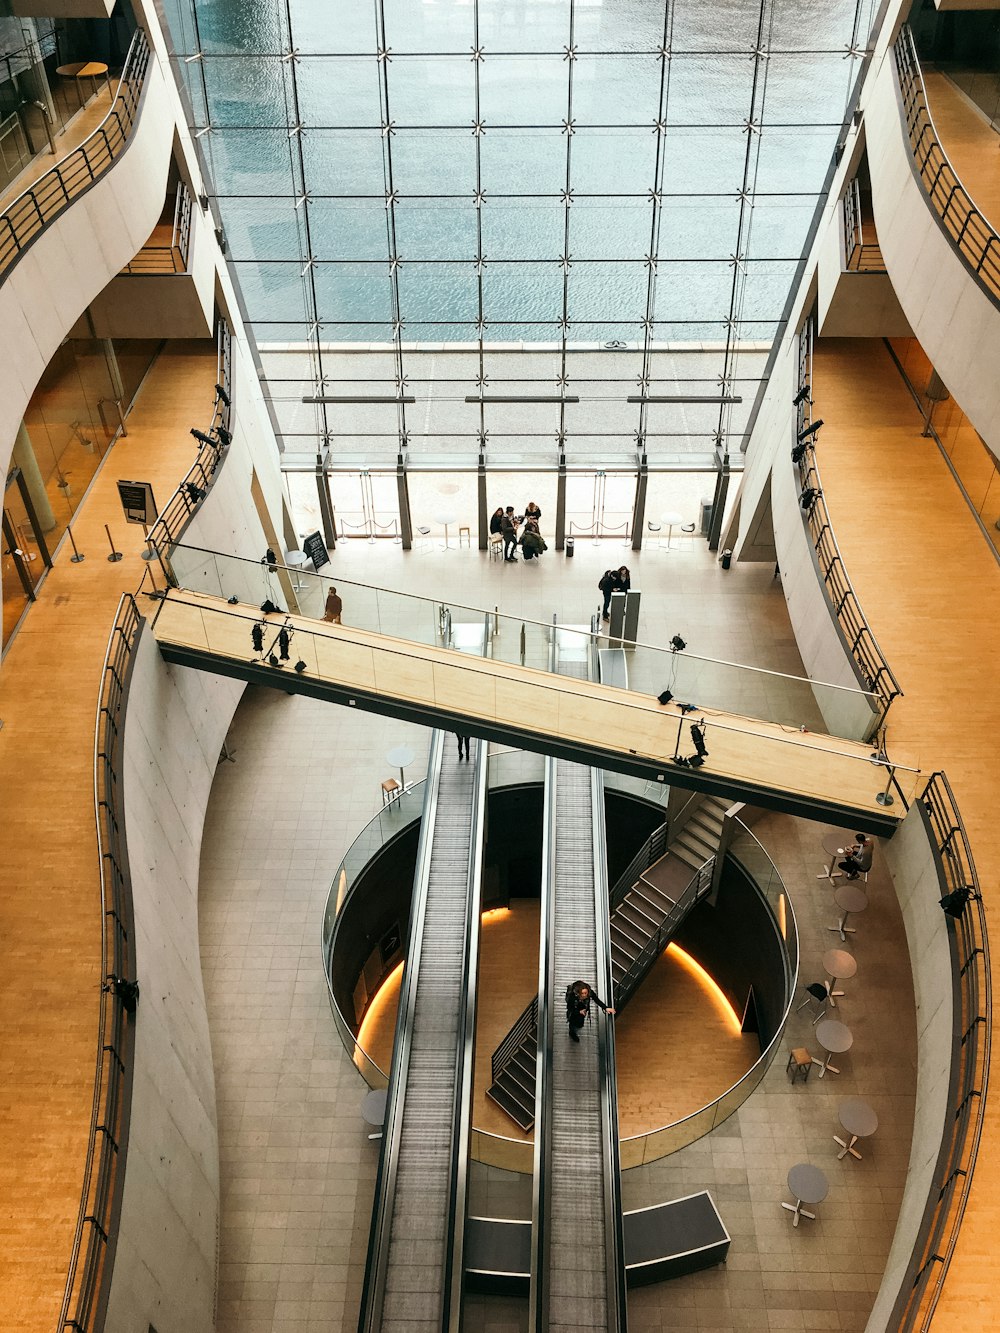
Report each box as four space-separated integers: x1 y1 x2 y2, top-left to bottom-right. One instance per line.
160 0 877 495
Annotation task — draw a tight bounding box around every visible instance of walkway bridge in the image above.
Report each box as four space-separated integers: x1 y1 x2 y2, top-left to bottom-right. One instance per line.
147 588 920 834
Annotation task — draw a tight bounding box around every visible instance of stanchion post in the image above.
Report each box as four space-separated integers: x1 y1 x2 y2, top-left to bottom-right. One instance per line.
67 527 85 563
105 524 123 562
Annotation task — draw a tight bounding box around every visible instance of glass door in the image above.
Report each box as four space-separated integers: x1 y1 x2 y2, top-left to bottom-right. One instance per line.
327 471 401 541
564 470 636 545
3 469 51 651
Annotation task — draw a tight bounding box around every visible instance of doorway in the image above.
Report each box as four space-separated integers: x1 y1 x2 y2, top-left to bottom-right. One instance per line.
3 467 52 651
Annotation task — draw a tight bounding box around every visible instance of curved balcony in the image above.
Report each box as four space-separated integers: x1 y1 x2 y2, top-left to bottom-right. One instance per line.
0 29 173 476
865 25 1000 455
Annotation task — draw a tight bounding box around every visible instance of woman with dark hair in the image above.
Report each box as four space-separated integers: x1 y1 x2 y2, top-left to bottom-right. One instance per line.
489 506 504 535
616 565 631 595
599 569 617 621
565 980 615 1043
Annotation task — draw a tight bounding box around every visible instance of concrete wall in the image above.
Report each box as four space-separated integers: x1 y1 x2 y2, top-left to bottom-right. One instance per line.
0 56 173 477
107 630 241 1333
866 45 1000 458
867 804 955 1331
817 198 913 338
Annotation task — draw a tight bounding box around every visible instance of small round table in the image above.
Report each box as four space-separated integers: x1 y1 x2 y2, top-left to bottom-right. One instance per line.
284 549 309 590
661 510 684 550
830 883 868 941
56 60 110 106
361 1088 388 1140
782 1163 829 1226
817 829 850 883
835 1097 878 1161
435 511 457 550
822 948 857 1007
813 1018 853 1078
387 744 415 792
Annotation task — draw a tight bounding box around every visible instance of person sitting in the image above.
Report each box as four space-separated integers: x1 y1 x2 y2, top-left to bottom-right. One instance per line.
521 520 547 560
565 980 615 1043
489 506 504 536
838 833 873 880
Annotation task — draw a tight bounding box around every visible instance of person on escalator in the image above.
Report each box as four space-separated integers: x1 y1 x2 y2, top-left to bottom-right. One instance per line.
565 980 615 1043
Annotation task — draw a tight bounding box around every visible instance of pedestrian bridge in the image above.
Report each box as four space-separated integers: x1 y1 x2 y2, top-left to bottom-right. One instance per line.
148 588 920 833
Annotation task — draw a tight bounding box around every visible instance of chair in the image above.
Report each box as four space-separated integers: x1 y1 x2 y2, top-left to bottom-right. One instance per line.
489 532 503 561
796 982 830 1024
681 522 697 536
786 1048 813 1083
381 778 401 808
414 525 432 553
458 525 471 547
646 520 662 550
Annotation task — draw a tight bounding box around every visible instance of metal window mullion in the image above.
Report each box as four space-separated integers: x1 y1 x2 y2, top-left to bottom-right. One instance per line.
558 0 576 449
473 0 486 450
640 0 675 453
375 0 408 452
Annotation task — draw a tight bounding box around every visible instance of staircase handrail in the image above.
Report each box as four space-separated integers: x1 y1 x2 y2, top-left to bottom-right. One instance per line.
491 994 538 1085
614 857 715 1009
608 823 669 913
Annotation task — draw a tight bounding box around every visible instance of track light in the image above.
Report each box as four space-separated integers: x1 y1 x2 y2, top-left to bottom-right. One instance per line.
190 428 216 447
797 419 824 442
657 689 674 706
799 486 820 511
278 627 291 661
215 383 231 408
670 634 687 653
792 385 810 406
940 887 972 919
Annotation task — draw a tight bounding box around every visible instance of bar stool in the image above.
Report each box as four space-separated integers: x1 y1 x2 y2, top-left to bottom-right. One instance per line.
786 1048 813 1083
381 778 401 807
489 533 503 561
458 525 471 547
414 525 432 553
795 982 830 1025
646 520 662 549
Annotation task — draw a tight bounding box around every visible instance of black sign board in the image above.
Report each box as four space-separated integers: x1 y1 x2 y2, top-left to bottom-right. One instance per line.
302 529 330 571
379 922 401 967
117 479 158 526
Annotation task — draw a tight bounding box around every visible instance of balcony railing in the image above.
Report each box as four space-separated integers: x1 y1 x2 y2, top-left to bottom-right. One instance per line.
0 29 152 280
794 320 901 733
891 771 991 1330
843 176 885 272
894 25 1000 303
58 593 141 1332
119 181 192 276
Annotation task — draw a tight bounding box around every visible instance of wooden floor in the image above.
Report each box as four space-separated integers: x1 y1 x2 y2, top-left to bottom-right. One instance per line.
0 87 114 219
813 337 1000 1328
357 897 756 1147
924 71 1000 235
0 342 217 1333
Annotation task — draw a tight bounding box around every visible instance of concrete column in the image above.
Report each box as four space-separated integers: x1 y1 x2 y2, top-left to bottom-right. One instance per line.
12 420 56 532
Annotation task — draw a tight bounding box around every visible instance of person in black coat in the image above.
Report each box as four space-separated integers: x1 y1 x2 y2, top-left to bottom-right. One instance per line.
489 507 504 536
599 569 617 620
501 506 520 561
566 980 615 1042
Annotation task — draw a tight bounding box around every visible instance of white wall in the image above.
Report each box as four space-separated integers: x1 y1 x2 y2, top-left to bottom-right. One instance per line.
866 47 1000 458
0 58 173 477
106 631 242 1333
816 198 913 338
867 804 955 1331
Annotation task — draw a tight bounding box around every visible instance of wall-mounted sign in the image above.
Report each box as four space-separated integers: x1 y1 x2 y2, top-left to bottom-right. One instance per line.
302 529 330 571
117 479 158 526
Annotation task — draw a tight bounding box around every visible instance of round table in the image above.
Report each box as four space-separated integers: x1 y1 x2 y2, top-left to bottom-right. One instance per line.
284 549 309 590
361 1088 388 1140
817 829 850 883
835 1097 878 1161
434 511 457 550
661 510 684 550
822 948 857 1007
56 60 110 106
782 1162 829 1226
813 1018 853 1078
830 883 868 941
387 744 415 791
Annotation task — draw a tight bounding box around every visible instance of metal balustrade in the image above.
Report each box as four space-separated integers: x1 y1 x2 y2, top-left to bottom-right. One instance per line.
59 593 141 1333
891 772 991 1331
894 25 1000 304
842 176 885 273
794 320 901 732
0 29 151 280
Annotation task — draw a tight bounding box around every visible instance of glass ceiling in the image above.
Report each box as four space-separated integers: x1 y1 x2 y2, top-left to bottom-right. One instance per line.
160 0 878 470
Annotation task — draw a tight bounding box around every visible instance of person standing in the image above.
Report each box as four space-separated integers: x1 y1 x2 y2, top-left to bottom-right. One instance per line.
523 500 542 526
566 980 614 1042
599 569 617 621
455 733 470 760
323 586 342 623
501 506 520 562
521 520 547 560
616 565 631 596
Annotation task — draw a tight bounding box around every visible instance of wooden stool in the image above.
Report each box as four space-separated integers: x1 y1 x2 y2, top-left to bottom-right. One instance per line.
381 778 400 807
458 525 471 547
786 1048 812 1083
489 533 503 561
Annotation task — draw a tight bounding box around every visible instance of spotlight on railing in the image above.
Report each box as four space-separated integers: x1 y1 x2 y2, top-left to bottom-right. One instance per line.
791 441 809 465
214 382 231 408
690 723 709 765
797 419 824 442
670 634 687 653
190 428 216 447
215 424 232 447
940 887 973 919
792 385 811 406
799 486 821 512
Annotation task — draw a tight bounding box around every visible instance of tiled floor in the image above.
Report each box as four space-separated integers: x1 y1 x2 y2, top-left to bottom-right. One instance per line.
199 537 915 1332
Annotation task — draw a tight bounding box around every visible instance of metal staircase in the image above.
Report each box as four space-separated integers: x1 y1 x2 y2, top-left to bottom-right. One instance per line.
487 795 730 1133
